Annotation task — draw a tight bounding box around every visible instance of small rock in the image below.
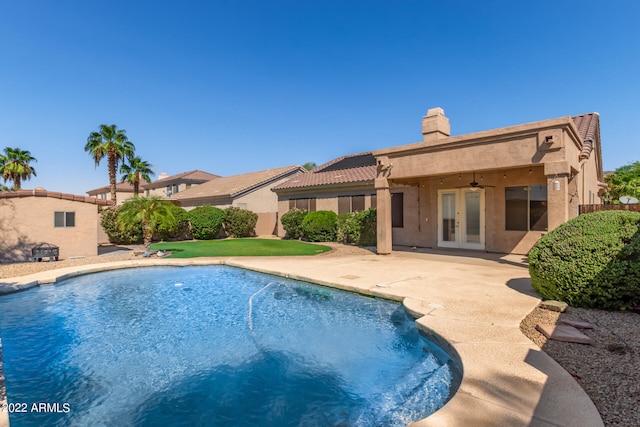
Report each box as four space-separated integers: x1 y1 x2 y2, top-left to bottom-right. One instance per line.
607 343 628 355
540 300 569 312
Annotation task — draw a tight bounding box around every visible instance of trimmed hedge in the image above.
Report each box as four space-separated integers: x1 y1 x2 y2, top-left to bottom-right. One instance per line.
100 206 143 244
223 207 258 238
188 206 225 240
301 210 337 242
528 210 640 310
280 208 308 239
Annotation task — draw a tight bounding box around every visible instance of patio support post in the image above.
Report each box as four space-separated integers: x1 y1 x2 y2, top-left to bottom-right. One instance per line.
547 174 569 230
375 177 392 255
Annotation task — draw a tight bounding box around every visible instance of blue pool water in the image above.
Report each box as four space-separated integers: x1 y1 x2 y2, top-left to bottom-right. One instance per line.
0 266 459 426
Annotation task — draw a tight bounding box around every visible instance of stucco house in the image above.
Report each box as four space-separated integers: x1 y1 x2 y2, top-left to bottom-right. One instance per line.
86 181 136 204
272 152 378 236
143 170 220 198
86 170 220 204
374 107 605 254
170 165 307 236
0 189 110 263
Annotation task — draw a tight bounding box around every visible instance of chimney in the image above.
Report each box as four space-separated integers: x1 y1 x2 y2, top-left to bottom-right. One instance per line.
422 107 450 143
158 172 169 180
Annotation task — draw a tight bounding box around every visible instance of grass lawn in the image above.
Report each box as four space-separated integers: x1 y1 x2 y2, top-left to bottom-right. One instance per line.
150 238 332 258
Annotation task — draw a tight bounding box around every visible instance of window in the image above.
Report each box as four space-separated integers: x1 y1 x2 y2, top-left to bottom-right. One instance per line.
370 194 377 210
173 184 180 194
505 185 547 231
288 198 316 212
54 211 75 228
391 193 403 228
338 195 366 214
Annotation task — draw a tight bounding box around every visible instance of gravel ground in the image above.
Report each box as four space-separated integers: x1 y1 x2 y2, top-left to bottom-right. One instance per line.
520 306 640 426
1 246 637 425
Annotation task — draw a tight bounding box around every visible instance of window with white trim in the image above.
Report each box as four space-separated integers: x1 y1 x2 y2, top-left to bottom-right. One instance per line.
54 211 76 228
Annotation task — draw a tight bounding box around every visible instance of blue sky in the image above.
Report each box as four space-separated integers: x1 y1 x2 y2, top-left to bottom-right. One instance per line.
1 0 639 195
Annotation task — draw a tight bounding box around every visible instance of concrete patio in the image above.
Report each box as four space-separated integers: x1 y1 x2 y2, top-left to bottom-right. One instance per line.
0 249 603 426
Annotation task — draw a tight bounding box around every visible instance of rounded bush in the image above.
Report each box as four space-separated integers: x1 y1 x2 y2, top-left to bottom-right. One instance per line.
280 208 308 239
301 210 337 242
223 207 258 238
528 210 640 310
188 206 225 240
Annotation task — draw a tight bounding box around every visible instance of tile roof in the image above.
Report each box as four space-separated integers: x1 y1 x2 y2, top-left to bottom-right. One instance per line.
0 189 112 205
571 113 600 161
143 170 220 188
273 152 377 191
571 113 599 141
171 165 305 201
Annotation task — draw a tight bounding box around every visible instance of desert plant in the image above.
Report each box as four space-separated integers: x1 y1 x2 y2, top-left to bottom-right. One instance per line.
117 196 177 256
188 206 225 240
100 205 143 244
301 210 337 242
529 210 640 310
223 207 258 238
280 208 308 239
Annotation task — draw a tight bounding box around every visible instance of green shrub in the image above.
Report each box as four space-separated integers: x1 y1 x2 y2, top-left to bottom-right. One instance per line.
280 208 308 239
355 207 377 246
336 208 377 246
223 207 258 238
528 210 640 310
100 206 143 244
301 210 337 242
156 204 190 240
188 206 225 240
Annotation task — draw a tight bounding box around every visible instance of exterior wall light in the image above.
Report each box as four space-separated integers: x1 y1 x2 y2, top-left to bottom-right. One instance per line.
553 180 561 191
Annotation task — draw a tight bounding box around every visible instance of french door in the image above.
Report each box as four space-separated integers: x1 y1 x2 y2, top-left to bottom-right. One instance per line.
437 189 485 250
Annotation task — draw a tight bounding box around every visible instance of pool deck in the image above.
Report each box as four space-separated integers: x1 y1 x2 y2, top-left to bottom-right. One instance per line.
0 250 603 427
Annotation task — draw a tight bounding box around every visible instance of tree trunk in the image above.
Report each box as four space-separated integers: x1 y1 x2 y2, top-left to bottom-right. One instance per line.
108 149 118 205
143 219 152 257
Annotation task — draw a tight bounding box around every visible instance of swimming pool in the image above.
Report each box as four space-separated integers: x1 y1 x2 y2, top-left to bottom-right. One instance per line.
0 265 460 426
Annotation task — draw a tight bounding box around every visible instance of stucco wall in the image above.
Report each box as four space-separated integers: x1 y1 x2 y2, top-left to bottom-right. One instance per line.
0 197 100 262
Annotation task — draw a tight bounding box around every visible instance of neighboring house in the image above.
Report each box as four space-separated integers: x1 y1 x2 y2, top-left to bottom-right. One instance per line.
142 170 220 198
171 165 307 236
86 182 135 205
272 152 378 236
0 189 110 263
372 107 606 254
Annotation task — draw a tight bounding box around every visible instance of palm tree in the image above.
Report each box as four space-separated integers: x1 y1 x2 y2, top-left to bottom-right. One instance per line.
120 156 154 196
117 196 176 256
0 147 37 190
85 124 135 204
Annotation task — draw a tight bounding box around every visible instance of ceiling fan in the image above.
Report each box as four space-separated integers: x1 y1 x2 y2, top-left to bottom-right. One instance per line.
457 172 495 189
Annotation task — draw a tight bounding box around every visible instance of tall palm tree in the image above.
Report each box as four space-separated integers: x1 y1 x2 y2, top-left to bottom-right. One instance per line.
117 196 176 256
120 156 154 196
0 147 37 190
85 124 135 204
